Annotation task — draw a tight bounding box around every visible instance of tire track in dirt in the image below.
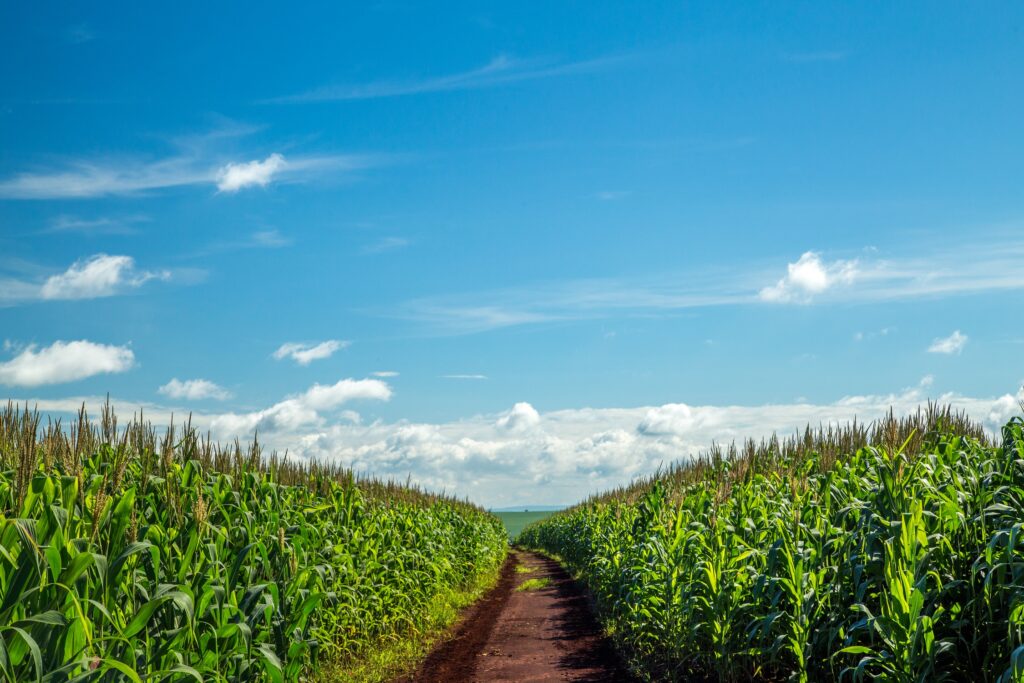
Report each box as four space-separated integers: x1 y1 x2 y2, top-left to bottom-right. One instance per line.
402 550 635 682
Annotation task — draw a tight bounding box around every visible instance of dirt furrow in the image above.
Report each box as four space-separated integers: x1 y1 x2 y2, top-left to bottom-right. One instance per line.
402 550 635 682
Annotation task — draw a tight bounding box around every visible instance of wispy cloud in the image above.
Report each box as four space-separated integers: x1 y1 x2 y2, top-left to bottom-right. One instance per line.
273 340 349 366
158 378 232 401
372 371 399 377
44 214 149 236
0 123 378 200
362 236 410 254
0 340 134 387
442 374 488 380
265 54 629 104
928 330 968 355
189 229 292 258
392 239 1024 334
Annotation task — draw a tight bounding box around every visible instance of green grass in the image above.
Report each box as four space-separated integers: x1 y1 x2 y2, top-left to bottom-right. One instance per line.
313 559 503 682
520 406 1024 682
515 565 536 574
516 577 551 592
494 510 558 539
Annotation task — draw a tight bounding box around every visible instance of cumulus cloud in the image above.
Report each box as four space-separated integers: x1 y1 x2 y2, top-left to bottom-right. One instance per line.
988 386 1024 425
210 378 391 435
40 254 168 300
0 340 134 386
759 251 859 302
158 378 232 401
273 340 349 366
637 403 697 436
928 330 968 355
496 402 541 432
216 154 287 192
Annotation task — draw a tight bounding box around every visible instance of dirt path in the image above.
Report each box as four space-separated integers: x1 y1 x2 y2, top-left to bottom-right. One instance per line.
402 550 635 682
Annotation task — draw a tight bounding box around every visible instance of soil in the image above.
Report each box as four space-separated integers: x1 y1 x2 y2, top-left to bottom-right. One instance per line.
399 550 636 682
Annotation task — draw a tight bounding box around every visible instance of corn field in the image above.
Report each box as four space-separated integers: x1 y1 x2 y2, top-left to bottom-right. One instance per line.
519 406 1024 682
0 402 507 682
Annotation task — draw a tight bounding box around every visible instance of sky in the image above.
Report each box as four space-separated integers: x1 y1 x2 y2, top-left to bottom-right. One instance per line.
1 2 1023 506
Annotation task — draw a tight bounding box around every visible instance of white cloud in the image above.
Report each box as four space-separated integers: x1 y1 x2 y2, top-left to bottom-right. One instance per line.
216 154 287 192
637 403 697 436
40 254 168 300
443 374 488 380
759 251 859 302
158 378 232 401
496 402 540 432
273 340 349 366
0 340 134 387
928 330 968 355
373 371 399 377
210 378 391 435
988 386 1024 425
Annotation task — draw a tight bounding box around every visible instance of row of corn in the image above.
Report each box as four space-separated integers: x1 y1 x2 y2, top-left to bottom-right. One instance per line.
0 402 507 681
520 407 1024 682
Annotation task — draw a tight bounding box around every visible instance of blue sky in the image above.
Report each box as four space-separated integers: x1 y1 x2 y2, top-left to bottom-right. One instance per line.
2 2 1023 505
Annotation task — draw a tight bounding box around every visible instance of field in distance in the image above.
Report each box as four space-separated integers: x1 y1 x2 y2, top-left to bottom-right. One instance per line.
492 508 561 539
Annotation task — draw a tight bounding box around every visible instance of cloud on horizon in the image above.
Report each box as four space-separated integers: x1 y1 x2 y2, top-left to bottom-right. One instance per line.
12 379 1023 506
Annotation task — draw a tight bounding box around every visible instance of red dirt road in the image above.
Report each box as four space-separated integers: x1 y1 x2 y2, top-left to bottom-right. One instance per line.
402 551 636 682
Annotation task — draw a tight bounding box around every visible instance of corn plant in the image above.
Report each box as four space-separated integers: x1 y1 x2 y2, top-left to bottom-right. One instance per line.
520 407 1024 682
0 402 507 681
